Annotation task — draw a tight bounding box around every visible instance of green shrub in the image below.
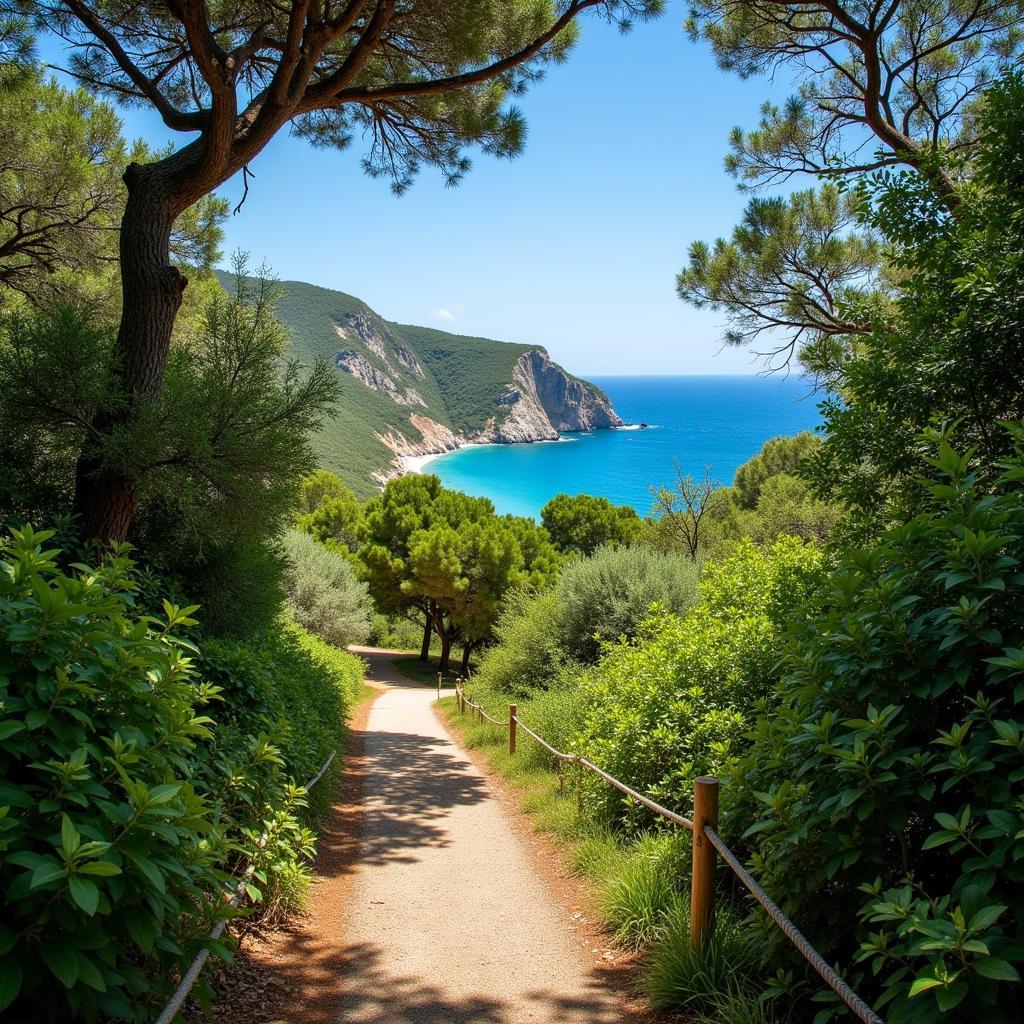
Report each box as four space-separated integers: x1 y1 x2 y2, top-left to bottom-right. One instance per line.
0 526 226 1020
473 588 567 697
736 431 1024 1023
574 537 822 826
733 432 821 509
0 527 363 1020
282 529 371 648
556 544 701 664
367 612 425 651
200 619 362 819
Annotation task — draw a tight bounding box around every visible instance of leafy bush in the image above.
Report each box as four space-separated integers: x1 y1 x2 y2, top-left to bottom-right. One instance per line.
733 432 821 509
556 544 702 664
472 588 567 696
0 527 226 1019
0 527 363 1020
200 619 362 817
282 530 372 648
574 538 822 825
368 612 427 651
737 431 1024 1023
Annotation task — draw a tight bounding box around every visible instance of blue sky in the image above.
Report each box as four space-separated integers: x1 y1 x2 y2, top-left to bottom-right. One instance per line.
47 2 799 375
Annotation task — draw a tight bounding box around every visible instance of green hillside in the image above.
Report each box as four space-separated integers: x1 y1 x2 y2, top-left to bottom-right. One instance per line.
212 272 608 497
391 322 535 434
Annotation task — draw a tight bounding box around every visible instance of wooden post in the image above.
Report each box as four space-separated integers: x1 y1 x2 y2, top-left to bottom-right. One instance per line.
690 776 720 948
437 672 442 701
508 705 517 755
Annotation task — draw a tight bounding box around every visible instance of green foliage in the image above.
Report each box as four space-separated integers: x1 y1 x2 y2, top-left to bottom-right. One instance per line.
296 471 365 558
678 186 881 357
810 74 1024 535
161 535 287 641
0 526 362 1019
367 613 426 652
686 0 1021 191
737 431 1024 1022
200 619 363 821
574 538 822 826
361 475 559 667
0 68 225 308
556 544 702 665
540 492 642 555
472 587 568 697
281 530 372 649
0 265 340 630
0 526 225 1020
297 469 355 515
740 473 837 545
473 544 700 697
733 433 821 509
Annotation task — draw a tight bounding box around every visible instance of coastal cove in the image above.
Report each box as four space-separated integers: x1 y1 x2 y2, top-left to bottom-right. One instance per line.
414 375 823 518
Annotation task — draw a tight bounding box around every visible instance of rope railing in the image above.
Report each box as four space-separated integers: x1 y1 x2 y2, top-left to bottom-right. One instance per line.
452 683 883 1024
705 827 883 1024
152 747 340 1024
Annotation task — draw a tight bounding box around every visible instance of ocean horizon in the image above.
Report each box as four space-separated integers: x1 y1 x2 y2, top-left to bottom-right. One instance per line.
425 374 824 518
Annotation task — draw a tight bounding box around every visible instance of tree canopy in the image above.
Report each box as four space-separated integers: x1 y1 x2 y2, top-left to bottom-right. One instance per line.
360 475 560 670
541 492 643 555
680 0 1024 366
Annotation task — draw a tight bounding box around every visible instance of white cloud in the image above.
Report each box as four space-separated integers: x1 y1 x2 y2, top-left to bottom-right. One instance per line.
433 308 456 322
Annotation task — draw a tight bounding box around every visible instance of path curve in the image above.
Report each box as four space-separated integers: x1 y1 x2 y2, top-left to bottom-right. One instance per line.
331 648 625 1023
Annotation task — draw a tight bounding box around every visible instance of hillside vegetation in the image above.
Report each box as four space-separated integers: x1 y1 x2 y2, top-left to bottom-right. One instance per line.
221 273 611 497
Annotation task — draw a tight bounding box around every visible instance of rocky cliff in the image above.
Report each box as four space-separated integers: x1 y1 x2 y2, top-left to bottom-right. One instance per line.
253 274 623 495
482 350 621 444
330 309 621 479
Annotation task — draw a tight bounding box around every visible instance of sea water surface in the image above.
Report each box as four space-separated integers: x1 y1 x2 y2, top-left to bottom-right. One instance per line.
428 375 823 518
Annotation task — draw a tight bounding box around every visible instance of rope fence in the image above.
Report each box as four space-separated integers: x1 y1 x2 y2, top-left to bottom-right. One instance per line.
152 747 340 1024
453 682 883 1024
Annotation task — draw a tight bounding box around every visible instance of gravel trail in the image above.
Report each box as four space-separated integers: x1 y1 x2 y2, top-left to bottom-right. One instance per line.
329 648 625 1024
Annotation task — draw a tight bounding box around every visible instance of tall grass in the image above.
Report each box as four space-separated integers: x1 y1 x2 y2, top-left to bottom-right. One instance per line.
643 900 761 1015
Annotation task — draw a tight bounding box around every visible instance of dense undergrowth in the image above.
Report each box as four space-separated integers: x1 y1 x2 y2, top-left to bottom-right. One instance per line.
0 528 364 1020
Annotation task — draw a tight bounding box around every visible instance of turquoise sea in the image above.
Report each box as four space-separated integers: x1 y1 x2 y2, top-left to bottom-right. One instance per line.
427 375 823 518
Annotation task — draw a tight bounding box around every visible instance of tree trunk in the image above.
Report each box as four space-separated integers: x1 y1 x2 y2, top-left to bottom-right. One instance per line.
460 641 475 676
438 630 452 672
419 609 432 662
73 162 187 542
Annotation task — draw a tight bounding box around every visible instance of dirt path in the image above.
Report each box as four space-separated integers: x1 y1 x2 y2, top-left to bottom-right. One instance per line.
332 648 625 1023
217 647 630 1024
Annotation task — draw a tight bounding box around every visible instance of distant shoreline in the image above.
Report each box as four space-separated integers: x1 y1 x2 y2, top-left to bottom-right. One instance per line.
399 433 595 476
